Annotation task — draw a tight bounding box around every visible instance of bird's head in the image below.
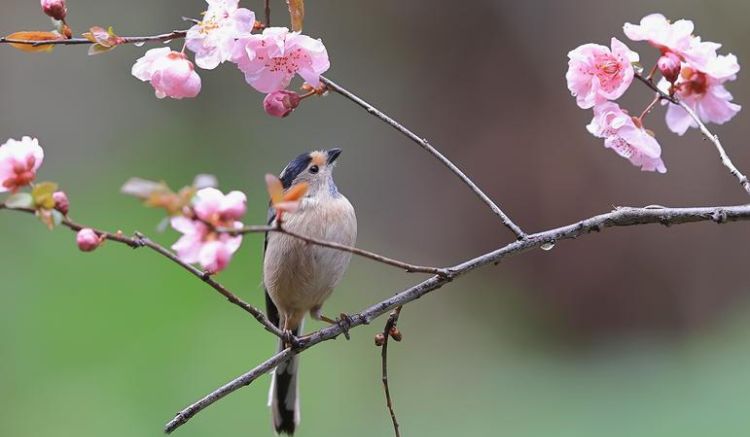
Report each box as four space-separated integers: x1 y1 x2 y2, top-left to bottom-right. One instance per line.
278 148 343 197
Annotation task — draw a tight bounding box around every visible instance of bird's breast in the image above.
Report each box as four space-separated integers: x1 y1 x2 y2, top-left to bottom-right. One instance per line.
264 195 357 312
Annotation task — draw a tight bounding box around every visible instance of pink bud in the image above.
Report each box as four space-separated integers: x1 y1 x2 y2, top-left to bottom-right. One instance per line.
657 52 682 83
76 228 101 252
41 0 67 21
263 91 301 118
52 191 69 215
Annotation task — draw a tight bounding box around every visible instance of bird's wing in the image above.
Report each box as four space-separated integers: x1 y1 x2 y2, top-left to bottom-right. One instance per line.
263 204 281 330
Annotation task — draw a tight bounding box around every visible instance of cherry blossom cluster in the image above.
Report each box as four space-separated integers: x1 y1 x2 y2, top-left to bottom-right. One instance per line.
566 13 741 173
169 188 246 274
0 131 311 275
131 0 329 117
0 136 71 227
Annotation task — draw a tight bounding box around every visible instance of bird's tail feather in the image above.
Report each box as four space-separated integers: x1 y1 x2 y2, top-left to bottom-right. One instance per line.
269 322 302 435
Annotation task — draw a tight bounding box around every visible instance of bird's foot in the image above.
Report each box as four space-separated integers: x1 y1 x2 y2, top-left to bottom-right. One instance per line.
281 329 302 349
317 313 353 340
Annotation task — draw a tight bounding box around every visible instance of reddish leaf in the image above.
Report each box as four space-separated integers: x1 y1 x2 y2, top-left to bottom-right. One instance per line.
6 31 60 53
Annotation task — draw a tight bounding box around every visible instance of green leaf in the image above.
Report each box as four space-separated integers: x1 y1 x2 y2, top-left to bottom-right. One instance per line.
4 192 33 208
88 43 116 56
31 181 58 210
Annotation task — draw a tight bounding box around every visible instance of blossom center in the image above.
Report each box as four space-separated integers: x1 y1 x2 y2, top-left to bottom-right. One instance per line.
594 55 623 91
2 156 37 191
679 67 708 96
266 48 307 75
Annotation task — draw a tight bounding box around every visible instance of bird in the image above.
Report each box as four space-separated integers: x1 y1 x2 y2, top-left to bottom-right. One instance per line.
263 147 357 435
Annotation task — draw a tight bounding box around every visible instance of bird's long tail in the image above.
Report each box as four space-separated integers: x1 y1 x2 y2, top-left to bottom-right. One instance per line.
269 323 301 435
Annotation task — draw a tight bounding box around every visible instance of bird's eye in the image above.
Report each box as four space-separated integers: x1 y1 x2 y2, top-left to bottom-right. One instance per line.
309 165 319 174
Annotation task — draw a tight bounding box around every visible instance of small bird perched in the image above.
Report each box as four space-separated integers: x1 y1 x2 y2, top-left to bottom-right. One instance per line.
263 148 357 435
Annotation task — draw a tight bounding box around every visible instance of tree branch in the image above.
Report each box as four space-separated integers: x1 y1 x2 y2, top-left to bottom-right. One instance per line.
163 203 750 433
0 205 284 339
380 306 403 437
319 76 527 240
228 224 448 276
0 30 188 47
635 73 750 197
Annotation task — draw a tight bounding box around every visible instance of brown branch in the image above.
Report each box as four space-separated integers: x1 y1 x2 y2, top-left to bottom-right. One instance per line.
380 306 403 437
0 30 188 47
163 203 750 432
634 73 750 197
319 76 527 240
228 224 448 276
0 205 284 339
264 0 271 27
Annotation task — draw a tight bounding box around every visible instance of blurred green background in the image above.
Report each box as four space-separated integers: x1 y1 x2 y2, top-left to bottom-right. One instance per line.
2 0 750 436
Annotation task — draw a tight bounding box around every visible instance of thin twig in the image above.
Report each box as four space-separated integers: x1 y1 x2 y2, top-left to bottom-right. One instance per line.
319 76 527 240
380 306 403 437
0 205 284 338
675 102 750 196
164 348 294 433
0 30 188 47
634 73 678 104
164 203 750 432
228 224 448 276
634 73 750 197
265 0 271 26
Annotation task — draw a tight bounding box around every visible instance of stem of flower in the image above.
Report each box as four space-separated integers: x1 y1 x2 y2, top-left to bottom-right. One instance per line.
637 94 661 122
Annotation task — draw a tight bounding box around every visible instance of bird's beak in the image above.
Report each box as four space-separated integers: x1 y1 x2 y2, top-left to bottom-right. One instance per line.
327 148 342 164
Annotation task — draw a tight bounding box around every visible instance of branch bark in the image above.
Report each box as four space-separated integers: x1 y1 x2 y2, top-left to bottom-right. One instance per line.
163 203 750 433
0 206 284 339
0 30 188 47
228 224 448 276
635 73 750 197
320 76 527 240
380 306 403 437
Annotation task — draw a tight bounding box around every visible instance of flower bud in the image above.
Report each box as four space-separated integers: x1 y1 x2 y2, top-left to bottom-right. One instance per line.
52 191 69 215
374 333 386 347
263 90 301 118
657 52 681 84
41 0 67 21
389 327 402 342
76 228 101 252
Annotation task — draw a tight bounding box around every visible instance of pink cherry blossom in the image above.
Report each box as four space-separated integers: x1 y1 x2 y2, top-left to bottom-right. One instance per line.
170 216 243 274
53 191 69 215
587 102 667 173
131 48 202 99
76 228 102 252
169 187 247 274
660 59 741 135
623 13 694 55
231 27 330 93
193 187 247 224
186 0 256 70
0 136 44 193
263 90 301 117
623 13 726 73
41 0 67 21
657 52 681 83
566 38 638 109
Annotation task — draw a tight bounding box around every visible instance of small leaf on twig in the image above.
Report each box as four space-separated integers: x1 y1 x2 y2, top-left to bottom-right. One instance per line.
121 177 193 215
83 26 125 56
5 31 61 53
265 174 308 220
286 0 305 31
32 181 59 210
4 193 33 209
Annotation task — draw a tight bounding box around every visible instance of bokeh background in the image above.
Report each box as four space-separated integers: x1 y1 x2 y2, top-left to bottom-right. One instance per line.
2 0 750 436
